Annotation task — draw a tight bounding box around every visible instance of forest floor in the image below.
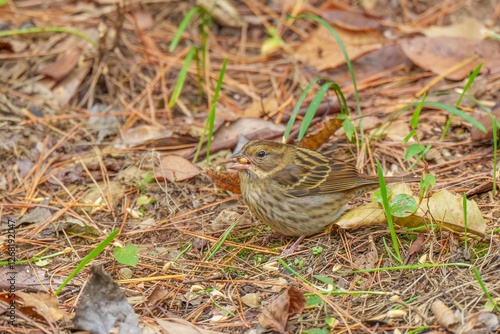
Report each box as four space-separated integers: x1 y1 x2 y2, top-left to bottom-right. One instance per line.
1 0 499 333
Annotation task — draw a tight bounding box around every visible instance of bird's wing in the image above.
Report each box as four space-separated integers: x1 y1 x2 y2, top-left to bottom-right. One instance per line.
273 148 379 196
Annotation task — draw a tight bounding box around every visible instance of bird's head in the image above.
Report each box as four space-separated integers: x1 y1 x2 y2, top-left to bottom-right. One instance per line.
229 140 294 177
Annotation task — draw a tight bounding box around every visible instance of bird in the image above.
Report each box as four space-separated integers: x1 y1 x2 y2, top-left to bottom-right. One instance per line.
229 139 419 237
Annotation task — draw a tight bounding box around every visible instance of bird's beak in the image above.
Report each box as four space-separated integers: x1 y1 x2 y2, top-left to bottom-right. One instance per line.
229 151 251 170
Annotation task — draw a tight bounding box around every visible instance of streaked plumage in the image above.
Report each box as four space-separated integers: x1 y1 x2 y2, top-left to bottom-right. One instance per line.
230 140 418 236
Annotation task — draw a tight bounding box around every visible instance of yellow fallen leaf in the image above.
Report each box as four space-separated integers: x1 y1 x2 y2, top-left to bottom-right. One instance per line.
420 189 485 235
335 184 486 236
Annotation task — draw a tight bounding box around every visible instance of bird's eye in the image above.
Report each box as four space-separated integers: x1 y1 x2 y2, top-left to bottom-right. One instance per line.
257 150 266 158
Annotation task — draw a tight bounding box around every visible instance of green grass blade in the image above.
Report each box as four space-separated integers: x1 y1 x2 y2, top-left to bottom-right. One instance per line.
169 7 201 52
168 46 197 109
407 144 432 170
441 63 483 139
457 63 483 107
382 237 400 263
377 160 401 263
298 82 331 140
422 101 487 133
192 57 228 163
205 57 227 163
0 27 96 46
410 92 426 129
205 211 240 262
55 229 119 295
0 249 70 266
291 14 363 143
283 79 348 142
471 266 499 312
283 77 322 141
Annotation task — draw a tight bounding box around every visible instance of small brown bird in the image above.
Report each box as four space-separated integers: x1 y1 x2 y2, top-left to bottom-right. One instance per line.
230 139 419 237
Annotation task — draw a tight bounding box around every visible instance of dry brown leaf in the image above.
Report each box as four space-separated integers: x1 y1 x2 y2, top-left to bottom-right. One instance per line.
407 233 426 257
399 37 500 80
0 265 57 292
384 121 412 142
52 61 92 106
241 293 260 308
205 168 241 194
116 125 197 150
19 199 52 224
287 286 306 314
294 24 383 71
274 0 306 12
258 286 306 333
17 291 65 323
320 7 380 31
36 48 82 81
157 318 221 334
401 17 487 40
157 155 200 182
243 96 278 118
325 45 414 86
147 286 170 306
403 233 426 265
212 118 285 146
196 0 242 27
119 125 172 147
471 105 500 141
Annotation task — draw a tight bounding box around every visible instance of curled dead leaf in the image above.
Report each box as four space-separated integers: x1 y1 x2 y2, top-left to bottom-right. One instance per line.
297 117 343 151
407 233 426 257
258 286 306 333
17 291 65 323
205 168 241 194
